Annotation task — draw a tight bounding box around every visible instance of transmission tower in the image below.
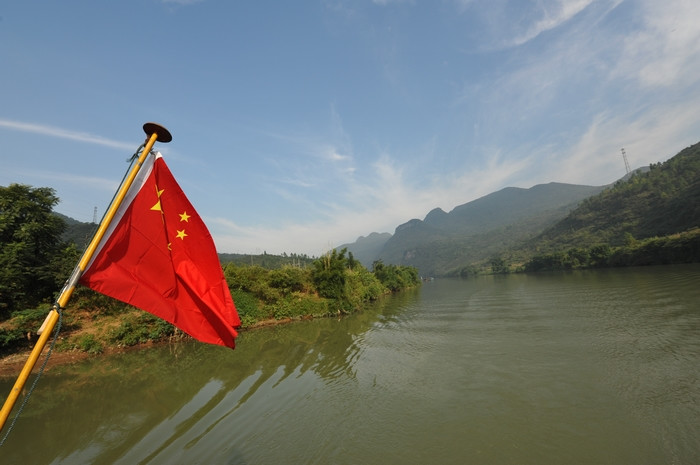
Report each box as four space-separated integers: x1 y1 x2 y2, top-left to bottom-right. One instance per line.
621 147 631 175
93 206 98 224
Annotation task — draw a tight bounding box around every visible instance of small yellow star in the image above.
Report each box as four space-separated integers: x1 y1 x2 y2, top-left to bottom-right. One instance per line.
176 229 188 240
179 211 191 222
167 242 172 251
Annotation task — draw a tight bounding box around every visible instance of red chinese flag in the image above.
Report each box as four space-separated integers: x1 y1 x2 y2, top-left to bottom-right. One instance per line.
80 152 240 348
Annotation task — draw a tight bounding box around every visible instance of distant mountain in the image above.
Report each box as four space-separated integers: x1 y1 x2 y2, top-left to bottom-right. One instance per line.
55 213 97 249
340 182 605 276
336 232 391 267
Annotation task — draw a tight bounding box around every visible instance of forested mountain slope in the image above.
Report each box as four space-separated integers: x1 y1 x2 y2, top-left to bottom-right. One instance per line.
531 141 700 251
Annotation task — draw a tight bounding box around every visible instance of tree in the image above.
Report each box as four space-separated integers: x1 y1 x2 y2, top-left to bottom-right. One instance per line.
372 260 420 291
347 251 358 270
490 257 509 274
589 244 612 268
312 248 348 301
0 184 67 317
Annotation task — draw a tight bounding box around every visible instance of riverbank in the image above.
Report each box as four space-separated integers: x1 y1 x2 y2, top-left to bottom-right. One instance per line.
1 255 421 371
0 308 316 378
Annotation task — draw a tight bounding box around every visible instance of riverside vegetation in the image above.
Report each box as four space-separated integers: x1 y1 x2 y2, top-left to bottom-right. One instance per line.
0 183 419 357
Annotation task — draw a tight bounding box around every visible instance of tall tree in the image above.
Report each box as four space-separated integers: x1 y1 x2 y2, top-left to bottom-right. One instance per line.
312 248 348 301
0 184 66 317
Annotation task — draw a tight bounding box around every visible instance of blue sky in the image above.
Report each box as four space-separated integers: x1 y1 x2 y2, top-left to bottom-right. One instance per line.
2 0 699 256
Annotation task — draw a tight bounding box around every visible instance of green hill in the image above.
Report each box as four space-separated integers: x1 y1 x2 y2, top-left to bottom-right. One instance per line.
531 142 700 251
55 213 97 250
515 142 700 271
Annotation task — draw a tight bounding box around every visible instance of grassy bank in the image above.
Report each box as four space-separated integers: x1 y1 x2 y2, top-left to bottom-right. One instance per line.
0 252 420 362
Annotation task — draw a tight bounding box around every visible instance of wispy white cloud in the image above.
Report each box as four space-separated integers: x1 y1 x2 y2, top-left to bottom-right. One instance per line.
456 0 601 51
279 177 315 188
322 146 351 162
209 144 533 255
0 119 133 151
455 0 700 184
533 0 700 185
556 94 700 186
3 168 119 193
510 0 595 47
454 2 612 113
249 107 358 212
615 0 700 89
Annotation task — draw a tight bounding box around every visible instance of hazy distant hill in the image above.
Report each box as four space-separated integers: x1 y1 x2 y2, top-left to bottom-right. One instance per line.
425 183 606 235
56 213 97 249
336 232 392 267
341 182 605 276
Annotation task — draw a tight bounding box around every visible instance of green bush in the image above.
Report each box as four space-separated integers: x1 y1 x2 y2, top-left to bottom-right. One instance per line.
75 333 103 354
11 307 50 327
372 261 420 291
108 313 174 346
270 294 330 320
268 266 312 293
312 249 348 300
0 307 53 354
0 328 27 354
231 289 267 327
345 267 385 306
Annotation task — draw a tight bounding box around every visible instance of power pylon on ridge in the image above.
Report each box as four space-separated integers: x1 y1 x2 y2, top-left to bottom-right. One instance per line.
621 147 631 175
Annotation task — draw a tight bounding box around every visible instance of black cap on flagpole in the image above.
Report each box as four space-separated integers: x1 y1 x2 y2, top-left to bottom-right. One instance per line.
143 122 172 143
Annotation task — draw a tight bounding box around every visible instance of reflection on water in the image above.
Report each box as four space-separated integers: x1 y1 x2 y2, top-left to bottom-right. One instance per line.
1 265 699 464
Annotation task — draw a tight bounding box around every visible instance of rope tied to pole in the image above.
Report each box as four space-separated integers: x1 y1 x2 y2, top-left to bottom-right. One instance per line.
128 143 145 163
0 123 171 439
0 145 147 445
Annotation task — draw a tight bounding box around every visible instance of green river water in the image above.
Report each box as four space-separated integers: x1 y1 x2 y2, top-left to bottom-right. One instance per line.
1 264 699 464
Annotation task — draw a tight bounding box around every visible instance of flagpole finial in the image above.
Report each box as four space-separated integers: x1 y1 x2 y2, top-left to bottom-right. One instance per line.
143 122 172 143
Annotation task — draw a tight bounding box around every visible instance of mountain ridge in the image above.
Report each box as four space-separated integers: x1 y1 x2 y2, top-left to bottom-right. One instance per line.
338 181 606 275
339 141 700 276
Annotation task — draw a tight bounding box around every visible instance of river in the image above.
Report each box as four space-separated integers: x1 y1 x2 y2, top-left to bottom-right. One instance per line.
1 264 699 464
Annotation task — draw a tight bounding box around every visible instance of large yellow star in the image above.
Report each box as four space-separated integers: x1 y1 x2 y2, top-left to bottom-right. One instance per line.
151 187 165 212
176 229 188 240
179 211 191 222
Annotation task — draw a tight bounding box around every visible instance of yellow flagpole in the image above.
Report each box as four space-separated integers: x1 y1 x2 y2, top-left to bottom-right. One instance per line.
0 123 172 433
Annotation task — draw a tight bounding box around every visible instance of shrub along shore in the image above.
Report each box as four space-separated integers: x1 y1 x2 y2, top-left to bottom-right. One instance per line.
0 249 420 361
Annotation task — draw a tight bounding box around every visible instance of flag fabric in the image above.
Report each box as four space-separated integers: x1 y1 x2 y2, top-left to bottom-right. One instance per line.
80 152 240 348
